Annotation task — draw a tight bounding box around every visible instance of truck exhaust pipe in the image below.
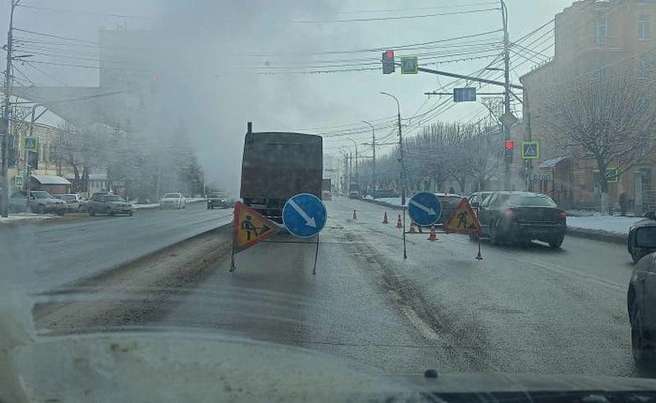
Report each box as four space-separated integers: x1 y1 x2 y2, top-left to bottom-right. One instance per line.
247 121 252 134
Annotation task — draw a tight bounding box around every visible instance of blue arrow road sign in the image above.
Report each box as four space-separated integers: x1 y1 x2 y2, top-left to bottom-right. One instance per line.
283 193 327 238
408 192 442 226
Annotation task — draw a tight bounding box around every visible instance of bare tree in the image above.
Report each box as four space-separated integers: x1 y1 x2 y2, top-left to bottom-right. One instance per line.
51 122 111 193
540 71 656 213
463 125 503 191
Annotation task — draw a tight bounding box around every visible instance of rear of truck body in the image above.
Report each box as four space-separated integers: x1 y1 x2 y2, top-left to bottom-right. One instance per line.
240 127 323 223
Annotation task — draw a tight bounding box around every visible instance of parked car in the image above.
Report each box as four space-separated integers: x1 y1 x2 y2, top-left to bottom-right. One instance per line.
476 191 566 248
435 193 466 225
8 191 29 213
12 190 67 215
88 193 133 216
59 193 89 212
160 193 186 209
207 191 232 209
628 211 656 263
627 249 656 367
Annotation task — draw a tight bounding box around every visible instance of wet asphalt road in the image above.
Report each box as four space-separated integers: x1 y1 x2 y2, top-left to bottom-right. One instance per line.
0 202 232 294
153 197 640 377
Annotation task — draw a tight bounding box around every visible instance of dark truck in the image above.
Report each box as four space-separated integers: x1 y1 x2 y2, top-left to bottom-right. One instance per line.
322 179 332 200
240 122 323 223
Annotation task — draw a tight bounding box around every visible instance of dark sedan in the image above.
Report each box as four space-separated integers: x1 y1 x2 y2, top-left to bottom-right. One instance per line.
207 192 232 209
476 191 567 248
628 212 656 263
628 246 656 367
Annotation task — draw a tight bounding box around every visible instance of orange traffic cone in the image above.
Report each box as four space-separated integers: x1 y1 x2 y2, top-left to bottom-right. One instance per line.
428 225 438 242
396 215 402 228
408 222 417 233
383 212 389 224
352 210 357 220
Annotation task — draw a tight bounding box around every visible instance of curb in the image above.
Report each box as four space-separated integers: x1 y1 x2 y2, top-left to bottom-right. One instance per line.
565 227 626 245
357 198 627 245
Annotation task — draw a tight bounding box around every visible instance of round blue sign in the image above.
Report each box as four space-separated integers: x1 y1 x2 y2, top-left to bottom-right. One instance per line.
282 193 327 238
408 192 442 226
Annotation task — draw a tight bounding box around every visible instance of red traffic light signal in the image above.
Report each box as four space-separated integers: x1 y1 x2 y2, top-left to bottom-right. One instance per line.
504 140 514 150
382 50 395 74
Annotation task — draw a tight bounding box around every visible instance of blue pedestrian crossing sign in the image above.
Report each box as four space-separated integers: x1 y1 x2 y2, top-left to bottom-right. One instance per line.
282 193 327 238
24 136 37 152
521 141 540 160
408 192 442 227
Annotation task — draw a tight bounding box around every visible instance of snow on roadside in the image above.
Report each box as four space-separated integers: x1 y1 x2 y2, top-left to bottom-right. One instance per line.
0 214 53 225
566 216 641 236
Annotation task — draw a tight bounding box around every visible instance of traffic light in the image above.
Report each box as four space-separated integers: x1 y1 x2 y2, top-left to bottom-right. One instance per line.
504 140 514 162
382 50 395 74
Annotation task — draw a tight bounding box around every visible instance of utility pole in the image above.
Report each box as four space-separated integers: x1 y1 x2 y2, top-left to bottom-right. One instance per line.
501 0 512 190
380 91 407 259
1 0 18 217
347 138 359 180
362 120 376 196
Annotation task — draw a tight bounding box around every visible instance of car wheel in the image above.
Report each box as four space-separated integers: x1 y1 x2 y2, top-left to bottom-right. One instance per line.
128 211 133 216
489 219 501 245
89 209 95 216
57 211 65 216
549 235 564 249
631 299 654 367
38 205 46 215
106 207 113 216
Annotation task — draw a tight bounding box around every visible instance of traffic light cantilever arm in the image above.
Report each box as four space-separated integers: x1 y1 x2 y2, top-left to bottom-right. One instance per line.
415 66 524 91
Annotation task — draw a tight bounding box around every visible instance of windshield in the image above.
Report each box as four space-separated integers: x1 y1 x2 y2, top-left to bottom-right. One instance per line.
31 191 54 199
2 1 652 399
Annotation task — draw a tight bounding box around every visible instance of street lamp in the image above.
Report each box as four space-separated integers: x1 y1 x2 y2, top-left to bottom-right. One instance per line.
361 120 376 196
380 91 407 259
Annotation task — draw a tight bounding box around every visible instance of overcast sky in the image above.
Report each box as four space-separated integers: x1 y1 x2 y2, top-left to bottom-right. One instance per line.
0 0 575 192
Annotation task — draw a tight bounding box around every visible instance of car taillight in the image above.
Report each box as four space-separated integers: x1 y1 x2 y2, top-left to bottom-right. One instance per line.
504 208 514 218
559 211 567 218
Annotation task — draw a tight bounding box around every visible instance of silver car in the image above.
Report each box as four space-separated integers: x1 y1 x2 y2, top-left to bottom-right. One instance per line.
159 193 186 209
88 193 133 216
59 193 89 212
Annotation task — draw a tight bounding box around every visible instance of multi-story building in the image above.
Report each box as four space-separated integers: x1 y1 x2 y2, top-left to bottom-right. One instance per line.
519 0 656 213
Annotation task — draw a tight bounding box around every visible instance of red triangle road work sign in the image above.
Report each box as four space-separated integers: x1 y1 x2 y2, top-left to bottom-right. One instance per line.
232 201 281 253
443 199 482 235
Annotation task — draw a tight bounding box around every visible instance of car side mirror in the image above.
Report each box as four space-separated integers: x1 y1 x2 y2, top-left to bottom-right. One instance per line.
645 211 656 220
471 201 480 208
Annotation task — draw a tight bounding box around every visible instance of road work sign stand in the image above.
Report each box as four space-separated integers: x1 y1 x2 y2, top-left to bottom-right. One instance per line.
282 193 327 275
443 199 483 260
230 201 282 272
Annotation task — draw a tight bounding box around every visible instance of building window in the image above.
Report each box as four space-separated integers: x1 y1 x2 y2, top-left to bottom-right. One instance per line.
639 15 651 40
595 19 608 45
639 57 651 78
